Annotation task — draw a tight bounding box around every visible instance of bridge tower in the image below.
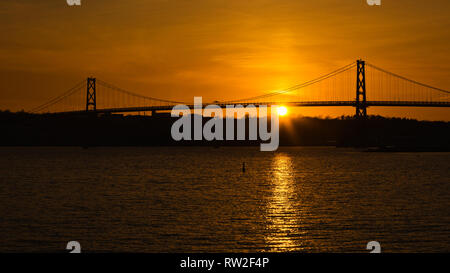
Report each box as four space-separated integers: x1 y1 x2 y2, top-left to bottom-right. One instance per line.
355 60 367 118
86 78 96 111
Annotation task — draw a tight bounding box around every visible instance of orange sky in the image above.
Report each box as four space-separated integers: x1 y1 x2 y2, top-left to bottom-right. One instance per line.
0 0 449 120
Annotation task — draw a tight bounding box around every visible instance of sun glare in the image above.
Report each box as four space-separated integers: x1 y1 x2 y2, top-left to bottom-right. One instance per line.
277 106 288 116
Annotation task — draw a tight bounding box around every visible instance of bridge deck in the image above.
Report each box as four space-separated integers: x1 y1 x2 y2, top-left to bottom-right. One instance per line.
51 101 450 115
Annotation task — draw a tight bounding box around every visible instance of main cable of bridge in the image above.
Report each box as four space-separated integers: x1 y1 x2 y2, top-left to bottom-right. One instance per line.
96 79 186 105
30 80 86 113
366 62 450 95
216 62 356 104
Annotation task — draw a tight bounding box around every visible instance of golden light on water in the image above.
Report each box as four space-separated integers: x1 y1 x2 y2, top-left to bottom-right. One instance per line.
265 153 300 251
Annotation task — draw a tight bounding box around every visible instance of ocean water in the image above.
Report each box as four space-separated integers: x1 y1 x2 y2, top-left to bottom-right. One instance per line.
0 147 448 253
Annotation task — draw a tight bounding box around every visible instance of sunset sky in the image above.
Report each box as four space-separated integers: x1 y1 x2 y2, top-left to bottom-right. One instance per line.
0 0 449 120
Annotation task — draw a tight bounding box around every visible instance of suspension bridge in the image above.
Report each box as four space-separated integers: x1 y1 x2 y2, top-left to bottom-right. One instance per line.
30 60 450 118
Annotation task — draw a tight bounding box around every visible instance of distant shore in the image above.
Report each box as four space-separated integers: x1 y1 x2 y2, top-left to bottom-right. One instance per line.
1 110 449 150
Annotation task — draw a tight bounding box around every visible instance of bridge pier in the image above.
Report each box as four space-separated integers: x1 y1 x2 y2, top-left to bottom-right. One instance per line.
86 78 96 111
355 60 367 118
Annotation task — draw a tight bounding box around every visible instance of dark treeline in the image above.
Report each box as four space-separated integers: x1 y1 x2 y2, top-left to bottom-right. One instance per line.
0 110 449 151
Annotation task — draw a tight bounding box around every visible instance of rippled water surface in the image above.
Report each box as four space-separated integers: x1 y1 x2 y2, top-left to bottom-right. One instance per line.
0 147 449 252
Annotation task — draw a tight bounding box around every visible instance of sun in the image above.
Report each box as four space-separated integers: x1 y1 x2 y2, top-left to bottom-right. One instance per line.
277 106 288 116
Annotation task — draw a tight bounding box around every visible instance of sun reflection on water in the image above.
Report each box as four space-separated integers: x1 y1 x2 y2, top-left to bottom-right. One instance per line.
265 153 302 252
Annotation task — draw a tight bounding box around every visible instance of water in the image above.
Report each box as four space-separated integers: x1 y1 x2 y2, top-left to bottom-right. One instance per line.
0 147 449 253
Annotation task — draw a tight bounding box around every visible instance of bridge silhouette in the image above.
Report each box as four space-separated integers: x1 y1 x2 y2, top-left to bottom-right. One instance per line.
30 60 450 118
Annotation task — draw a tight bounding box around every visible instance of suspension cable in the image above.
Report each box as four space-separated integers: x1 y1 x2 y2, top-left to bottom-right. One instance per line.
218 62 356 103
366 62 450 94
30 80 85 113
96 79 186 104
